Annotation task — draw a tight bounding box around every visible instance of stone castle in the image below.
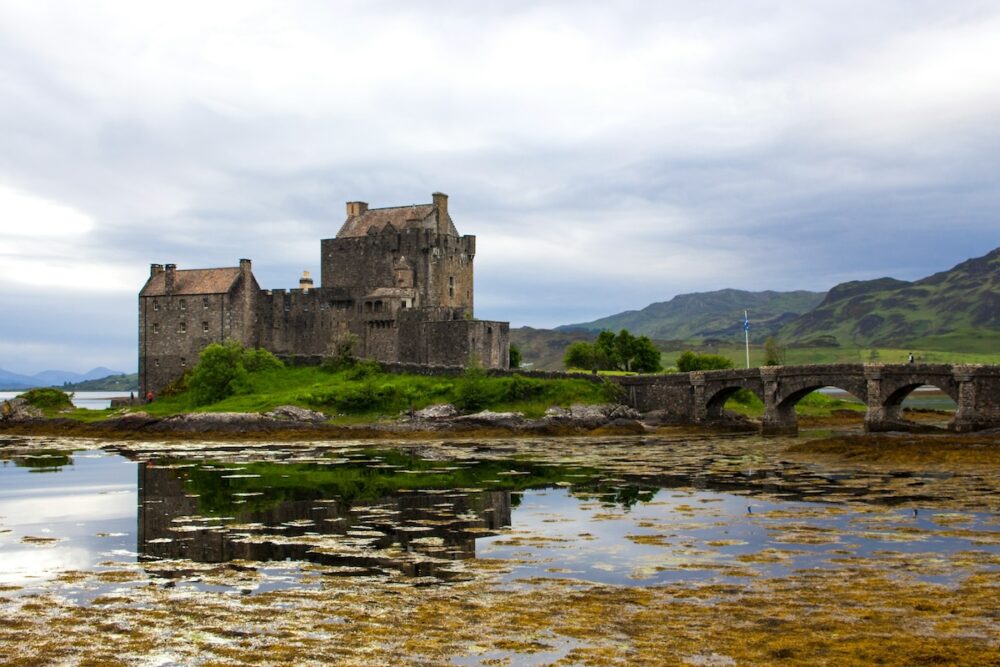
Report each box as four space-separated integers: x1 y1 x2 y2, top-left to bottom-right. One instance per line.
139 193 510 396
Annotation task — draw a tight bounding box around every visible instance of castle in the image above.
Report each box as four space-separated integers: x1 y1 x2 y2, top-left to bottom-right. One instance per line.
138 192 510 396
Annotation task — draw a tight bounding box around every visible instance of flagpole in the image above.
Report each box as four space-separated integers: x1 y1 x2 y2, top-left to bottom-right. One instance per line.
744 310 750 369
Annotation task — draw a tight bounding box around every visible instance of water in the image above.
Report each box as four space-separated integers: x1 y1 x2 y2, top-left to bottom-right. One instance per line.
2 437 997 598
0 390 130 410
3 434 1000 664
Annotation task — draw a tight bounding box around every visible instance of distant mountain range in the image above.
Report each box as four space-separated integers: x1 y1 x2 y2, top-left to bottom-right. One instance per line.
514 246 1000 369
558 289 825 340
0 367 129 390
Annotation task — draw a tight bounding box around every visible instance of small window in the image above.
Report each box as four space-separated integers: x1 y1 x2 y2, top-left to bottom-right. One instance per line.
449 276 455 298
179 322 187 334
202 321 209 333
152 323 159 334
153 301 159 312
180 299 186 310
181 357 187 367
203 297 209 309
154 359 160 367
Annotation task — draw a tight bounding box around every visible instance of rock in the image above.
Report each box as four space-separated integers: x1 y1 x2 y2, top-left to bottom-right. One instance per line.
543 406 570 418
413 404 459 420
452 410 525 428
265 405 327 423
105 411 160 429
154 412 270 432
0 398 43 422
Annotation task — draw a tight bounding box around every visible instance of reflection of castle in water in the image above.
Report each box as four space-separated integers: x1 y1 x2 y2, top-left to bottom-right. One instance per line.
137 463 512 578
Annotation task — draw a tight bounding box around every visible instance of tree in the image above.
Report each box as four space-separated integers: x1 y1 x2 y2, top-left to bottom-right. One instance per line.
509 343 522 369
564 330 662 373
187 340 284 406
675 350 734 372
564 341 598 370
763 336 786 366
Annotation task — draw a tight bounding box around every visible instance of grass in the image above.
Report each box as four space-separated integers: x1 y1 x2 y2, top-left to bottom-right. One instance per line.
138 364 612 421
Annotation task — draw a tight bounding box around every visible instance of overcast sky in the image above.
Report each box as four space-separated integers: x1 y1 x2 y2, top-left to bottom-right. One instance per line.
1 1 998 374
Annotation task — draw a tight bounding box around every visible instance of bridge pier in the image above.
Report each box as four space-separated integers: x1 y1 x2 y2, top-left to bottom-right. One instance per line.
862 365 903 433
760 367 798 436
951 365 1000 432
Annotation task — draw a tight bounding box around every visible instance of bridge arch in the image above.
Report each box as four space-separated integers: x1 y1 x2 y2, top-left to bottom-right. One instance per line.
704 385 765 419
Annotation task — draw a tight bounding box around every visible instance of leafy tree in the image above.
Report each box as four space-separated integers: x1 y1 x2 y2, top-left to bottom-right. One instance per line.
565 330 662 373
675 350 734 372
187 340 284 406
564 341 599 370
509 343 522 369
763 336 786 366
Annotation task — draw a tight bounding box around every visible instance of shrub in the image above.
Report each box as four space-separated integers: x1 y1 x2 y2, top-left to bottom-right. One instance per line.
345 359 382 381
186 340 284 406
675 351 734 372
509 344 523 369
505 373 544 401
19 387 73 410
455 365 491 411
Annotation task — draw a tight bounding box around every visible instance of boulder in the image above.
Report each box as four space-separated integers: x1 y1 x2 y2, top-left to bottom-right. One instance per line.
413 404 459 420
452 410 525 428
0 398 43 422
265 405 327 423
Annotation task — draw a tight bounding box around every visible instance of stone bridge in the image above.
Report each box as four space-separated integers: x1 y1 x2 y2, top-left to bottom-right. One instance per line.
614 364 1000 436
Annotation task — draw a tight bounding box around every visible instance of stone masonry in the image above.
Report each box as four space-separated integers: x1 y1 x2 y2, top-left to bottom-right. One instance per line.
139 193 510 396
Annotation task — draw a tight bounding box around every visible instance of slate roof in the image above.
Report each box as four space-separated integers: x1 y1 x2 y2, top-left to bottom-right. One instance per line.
335 204 458 238
140 267 242 296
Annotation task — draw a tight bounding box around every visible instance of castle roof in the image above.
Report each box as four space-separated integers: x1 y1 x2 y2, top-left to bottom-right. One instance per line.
140 267 242 296
335 204 458 238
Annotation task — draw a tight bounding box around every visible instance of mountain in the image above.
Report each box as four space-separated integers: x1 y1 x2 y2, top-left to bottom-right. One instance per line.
61 373 139 391
0 367 129 390
780 247 1000 349
558 289 825 340
509 327 599 371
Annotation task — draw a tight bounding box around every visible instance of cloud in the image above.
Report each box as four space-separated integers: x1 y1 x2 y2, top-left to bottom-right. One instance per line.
0 1 998 370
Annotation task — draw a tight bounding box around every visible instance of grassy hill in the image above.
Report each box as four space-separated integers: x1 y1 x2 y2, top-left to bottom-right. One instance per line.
60 373 139 391
558 289 824 340
780 247 1000 351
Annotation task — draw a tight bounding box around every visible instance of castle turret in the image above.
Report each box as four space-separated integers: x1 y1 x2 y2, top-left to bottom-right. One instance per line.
432 192 449 236
299 270 314 292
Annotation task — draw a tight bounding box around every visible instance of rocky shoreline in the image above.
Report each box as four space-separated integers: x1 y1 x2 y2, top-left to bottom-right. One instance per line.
1 398 740 440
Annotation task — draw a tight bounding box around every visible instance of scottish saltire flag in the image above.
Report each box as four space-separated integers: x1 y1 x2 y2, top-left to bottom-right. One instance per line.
743 311 750 332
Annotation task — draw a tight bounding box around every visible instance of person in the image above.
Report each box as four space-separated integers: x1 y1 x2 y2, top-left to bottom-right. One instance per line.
146 391 154 403
908 352 914 364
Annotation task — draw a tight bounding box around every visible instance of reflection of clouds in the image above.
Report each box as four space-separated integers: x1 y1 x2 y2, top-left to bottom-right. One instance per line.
0 546 93 586
0 489 136 526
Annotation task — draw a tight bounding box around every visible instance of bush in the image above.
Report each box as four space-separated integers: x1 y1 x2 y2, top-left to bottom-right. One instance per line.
186 340 285 406
675 351 734 372
455 365 492 411
505 373 544 401
509 344 523 369
345 359 381 381
18 387 73 410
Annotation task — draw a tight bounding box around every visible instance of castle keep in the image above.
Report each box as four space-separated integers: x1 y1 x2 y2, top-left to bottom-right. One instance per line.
139 193 510 396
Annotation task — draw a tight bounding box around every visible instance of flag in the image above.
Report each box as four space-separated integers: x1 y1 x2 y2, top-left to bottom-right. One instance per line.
743 312 750 332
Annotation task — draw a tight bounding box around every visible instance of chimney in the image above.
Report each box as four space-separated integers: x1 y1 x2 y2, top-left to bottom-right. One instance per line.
150 263 164 278
164 264 176 294
239 258 252 279
346 201 369 217
432 192 448 235
299 270 314 292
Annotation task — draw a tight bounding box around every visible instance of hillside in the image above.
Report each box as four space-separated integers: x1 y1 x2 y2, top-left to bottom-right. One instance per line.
61 373 139 391
558 289 824 340
780 247 1000 350
0 367 128 391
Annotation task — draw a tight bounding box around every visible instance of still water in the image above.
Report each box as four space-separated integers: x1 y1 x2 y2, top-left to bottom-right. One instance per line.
2 437 997 600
